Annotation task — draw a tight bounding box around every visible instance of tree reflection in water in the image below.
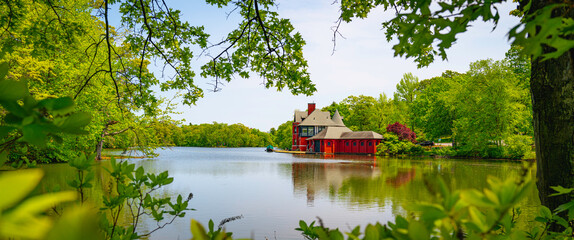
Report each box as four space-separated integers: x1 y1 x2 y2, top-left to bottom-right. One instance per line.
290 154 539 226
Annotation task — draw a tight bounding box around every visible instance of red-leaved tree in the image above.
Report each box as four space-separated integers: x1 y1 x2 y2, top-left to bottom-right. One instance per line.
386 122 417 143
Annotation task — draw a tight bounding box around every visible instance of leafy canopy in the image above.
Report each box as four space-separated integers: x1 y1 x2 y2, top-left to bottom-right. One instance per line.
338 0 572 65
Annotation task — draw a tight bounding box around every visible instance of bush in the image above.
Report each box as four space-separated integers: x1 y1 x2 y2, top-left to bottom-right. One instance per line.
454 144 505 159
386 122 417 143
485 146 505 159
504 135 533 159
409 145 425 155
429 146 456 157
376 133 416 156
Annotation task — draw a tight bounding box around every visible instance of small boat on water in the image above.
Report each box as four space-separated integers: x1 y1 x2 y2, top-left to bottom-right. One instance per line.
265 145 274 152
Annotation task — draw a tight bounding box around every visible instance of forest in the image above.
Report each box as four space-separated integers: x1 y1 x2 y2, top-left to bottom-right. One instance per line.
2 0 574 239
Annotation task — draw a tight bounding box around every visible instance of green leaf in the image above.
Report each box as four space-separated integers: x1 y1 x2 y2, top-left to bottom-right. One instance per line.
549 186 574 197
209 219 214 232
468 206 488 232
190 219 208 240
9 191 76 216
0 61 8 79
1 191 76 239
461 189 496 208
540 205 552 219
298 220 307 230
0 151 7 166
413 203 448 222
0 80 28 102
408 221 430 240
554 215 569 228
38 97 75 115
534 216 548 223
328 230 344 240
554 200 574 214
58 112 92 134
364 224 379 240
0 169 44 211
21 124 47 147
45 206 103 240
22 116 34 126
395 215 409 229
0 126 16 139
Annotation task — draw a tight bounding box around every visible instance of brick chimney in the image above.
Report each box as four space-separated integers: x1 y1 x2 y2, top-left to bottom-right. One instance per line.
307 103 316 115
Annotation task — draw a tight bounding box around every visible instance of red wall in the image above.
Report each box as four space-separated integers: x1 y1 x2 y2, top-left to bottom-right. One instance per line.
292 122 310 151
307 139 380 154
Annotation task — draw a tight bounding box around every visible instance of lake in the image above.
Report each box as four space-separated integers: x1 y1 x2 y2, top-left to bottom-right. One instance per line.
39 147 540 239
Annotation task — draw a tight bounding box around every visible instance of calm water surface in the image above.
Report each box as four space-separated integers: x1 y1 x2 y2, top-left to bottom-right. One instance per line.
39 147 539 239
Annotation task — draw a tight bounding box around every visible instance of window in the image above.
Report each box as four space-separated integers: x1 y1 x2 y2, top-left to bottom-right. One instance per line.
346 142 349 146
327 142 331 146
353 142 357 146
369 142 372 146
300 127 307 136
317 126 325 133
300 126 315 137
361 142 364 146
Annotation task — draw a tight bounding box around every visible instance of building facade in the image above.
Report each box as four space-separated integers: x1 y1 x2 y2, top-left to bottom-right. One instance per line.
292 103 383 154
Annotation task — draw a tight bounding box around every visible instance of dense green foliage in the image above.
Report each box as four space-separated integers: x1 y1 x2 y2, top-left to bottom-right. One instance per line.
151 122 273 148
322 94 407 133
317 50 533 159
0 0 314 162
0 62 91 165
376 133 419 156
270 121 293 150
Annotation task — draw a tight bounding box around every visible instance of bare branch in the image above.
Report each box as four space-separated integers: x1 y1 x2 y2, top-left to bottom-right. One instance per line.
254 0 273 53
104 127 132 136
104 0 121 103
75 69 108 99
331 17 346 56
0 0 15 36
138 0 183 81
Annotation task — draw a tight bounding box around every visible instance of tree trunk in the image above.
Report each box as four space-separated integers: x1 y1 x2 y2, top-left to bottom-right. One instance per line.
95 120 130 160
531 51 574 211
96 131 106 160
529 0 574 211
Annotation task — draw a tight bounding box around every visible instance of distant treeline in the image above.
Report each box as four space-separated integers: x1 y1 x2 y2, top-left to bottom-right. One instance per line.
270 46 534 159
150 122 273 148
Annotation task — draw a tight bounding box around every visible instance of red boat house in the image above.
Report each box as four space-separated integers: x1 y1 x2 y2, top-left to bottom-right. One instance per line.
292 103 383 154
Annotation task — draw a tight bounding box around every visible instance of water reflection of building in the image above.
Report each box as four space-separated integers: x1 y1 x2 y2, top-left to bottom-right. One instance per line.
291 155 378 206
386 167 416 188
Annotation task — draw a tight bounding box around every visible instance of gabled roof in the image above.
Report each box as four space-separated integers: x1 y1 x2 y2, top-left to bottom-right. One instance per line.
299 109 346 127
294 110 308 123
307 126 352 140
299 110 334 126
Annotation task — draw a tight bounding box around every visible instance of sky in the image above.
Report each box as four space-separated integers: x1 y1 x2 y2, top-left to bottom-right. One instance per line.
149 1 522 131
